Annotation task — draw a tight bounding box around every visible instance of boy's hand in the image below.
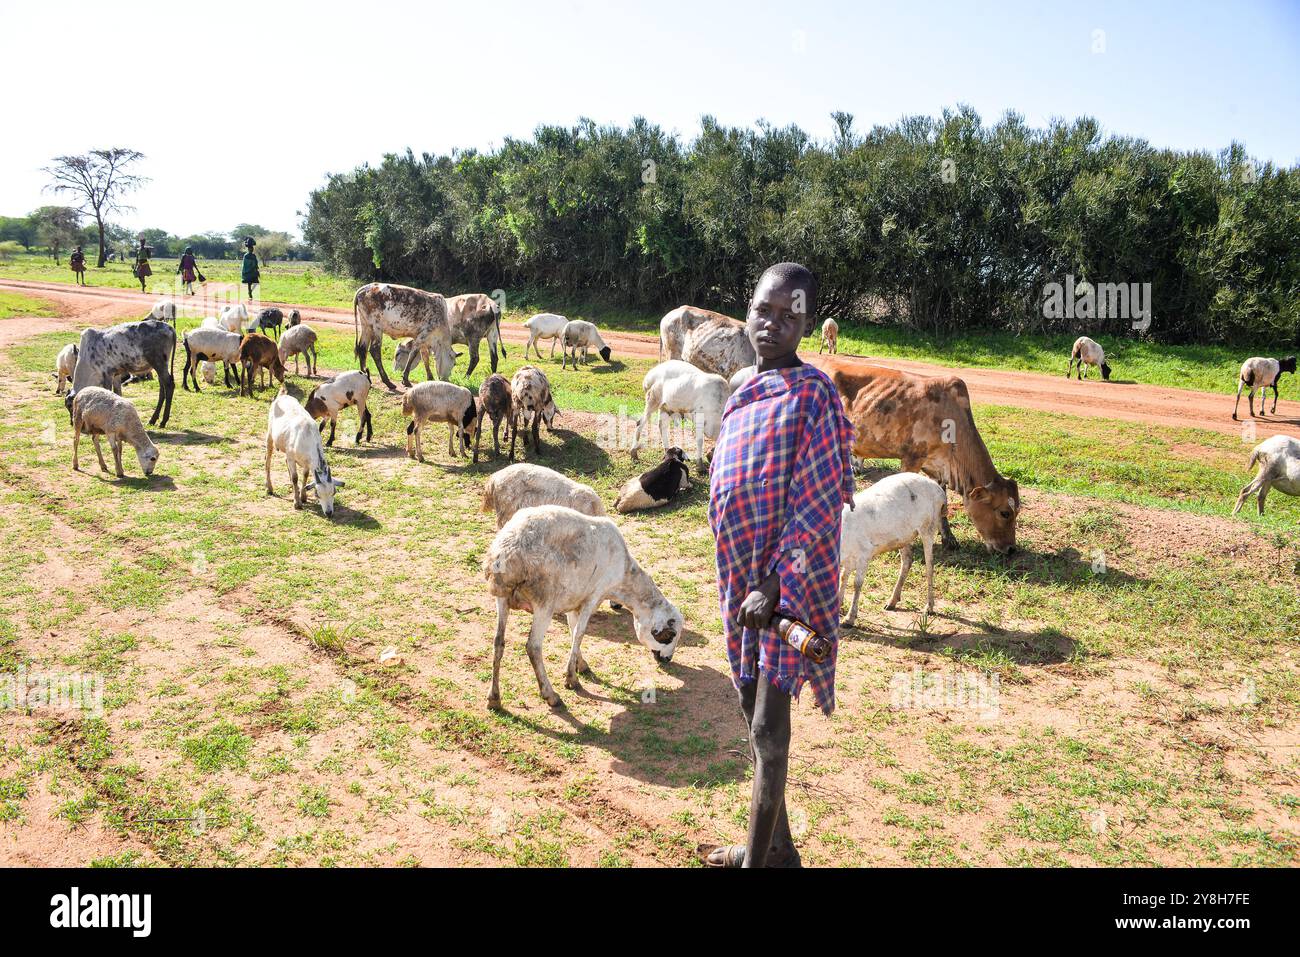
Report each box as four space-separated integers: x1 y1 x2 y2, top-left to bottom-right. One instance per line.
738 570 781 630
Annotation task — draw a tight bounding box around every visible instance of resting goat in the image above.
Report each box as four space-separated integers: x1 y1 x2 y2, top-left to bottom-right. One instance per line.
614 447 691 513
483 504 683 709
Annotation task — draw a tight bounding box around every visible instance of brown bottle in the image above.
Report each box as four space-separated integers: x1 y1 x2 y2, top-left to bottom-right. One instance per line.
774 614 831 664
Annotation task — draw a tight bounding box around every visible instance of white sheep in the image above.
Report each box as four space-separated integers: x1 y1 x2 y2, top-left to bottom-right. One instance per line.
522 313 568 360
71 386 160 478
264 391 345 517
278 323 318 376
561 319 612 368
631 359 729 463
304 370 373 447
819 317 839 354
54 343 78 395
402 381 479 461
1068 336 1112 380
1232 356 1296 420
149 300 177 325
1232 434 1300 516
483 504 684 709
839 472 947 627
201 362 216 384
481 463 605 529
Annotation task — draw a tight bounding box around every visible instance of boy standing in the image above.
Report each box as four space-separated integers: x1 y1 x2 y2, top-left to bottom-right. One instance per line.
706 263 855 868
69 244 87 286
241 237 260 301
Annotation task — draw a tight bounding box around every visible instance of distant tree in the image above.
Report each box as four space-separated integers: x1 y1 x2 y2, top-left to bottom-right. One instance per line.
42 149 147 267
0 215 38 250
31 206 84 263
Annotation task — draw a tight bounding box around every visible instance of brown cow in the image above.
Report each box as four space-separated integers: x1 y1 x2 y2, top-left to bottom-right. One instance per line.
810 355 1020 554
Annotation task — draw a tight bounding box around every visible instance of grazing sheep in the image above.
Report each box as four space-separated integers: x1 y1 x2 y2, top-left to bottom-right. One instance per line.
630 359 729 464
481 463 605 529
54 343 78 395
238 333 286 396
483 504 684 709
70 386 160 478
402 381 479 461
1232 434 1300 516
264 390 345 517
839 473 947 627
219 303 248 333
201 361 216 385
305 370 373 447
1232 356 1296 420
561 319 613 369
148 300 177 326
278 323 318 376
522 313 568 360
474 373 513 462
819 317 839 354
509 366 558 460
1067 336 1111 380
182 327 243 391
614 447 691 513
67 320 176 428
728 364 757 395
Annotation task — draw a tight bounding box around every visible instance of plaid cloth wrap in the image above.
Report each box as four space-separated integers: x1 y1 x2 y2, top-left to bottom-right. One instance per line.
708 364 855 714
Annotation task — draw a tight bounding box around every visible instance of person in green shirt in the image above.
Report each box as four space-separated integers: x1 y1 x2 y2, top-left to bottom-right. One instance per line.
241 237 260 301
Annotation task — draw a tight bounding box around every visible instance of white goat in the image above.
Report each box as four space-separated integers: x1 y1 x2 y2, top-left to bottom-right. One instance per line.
264 391 345 517
305 370 373 447
181 327 244 391
561 319 612 368
839 472 947 627
70 386 160 477
402 381 479 461
55 343 78 395
219 303 249 333
1232 434 1300 516
483 504 684 709
522 313 568 359
481 463 605 529
1068 336 1112 380
278 323 318 376
631 359 729 463
819 317 839 354
1233 356 1297 419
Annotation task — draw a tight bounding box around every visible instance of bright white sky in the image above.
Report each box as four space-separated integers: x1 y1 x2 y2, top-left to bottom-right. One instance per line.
3 0 1297 239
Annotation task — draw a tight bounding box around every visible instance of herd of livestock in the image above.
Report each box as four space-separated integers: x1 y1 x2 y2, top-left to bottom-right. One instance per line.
47 284 1300 708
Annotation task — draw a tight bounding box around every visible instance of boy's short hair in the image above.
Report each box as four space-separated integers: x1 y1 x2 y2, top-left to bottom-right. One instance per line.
760 262 818 320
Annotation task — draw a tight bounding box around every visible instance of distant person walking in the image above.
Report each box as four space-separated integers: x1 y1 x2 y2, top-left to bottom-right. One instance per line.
70 244 88 286
133 238 153 293
177 246 204 295
240 237 260 301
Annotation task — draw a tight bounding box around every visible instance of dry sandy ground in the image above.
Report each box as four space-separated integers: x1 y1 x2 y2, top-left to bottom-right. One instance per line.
4 277 1298 442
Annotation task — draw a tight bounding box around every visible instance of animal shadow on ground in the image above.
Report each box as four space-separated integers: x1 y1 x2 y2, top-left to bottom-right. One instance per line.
588 360 627 374
105 473 177 493
495 615 749 788
847 613 1081 667
152 429 232 446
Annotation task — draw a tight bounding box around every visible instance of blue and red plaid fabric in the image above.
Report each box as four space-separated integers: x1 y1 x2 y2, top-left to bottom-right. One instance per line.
708 364 855 714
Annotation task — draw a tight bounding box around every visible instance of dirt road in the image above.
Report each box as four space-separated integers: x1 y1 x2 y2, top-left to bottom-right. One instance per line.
4 277 1297 441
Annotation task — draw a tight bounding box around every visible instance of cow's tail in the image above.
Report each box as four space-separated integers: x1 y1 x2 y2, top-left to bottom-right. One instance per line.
353 291 366 365
494 301 506 358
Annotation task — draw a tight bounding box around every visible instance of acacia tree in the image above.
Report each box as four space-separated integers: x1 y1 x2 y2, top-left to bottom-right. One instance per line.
42 149 147 267
31 206 83 263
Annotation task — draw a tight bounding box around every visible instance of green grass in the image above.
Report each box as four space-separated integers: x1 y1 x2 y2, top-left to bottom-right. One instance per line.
0 313 1295 868
0 291 57 319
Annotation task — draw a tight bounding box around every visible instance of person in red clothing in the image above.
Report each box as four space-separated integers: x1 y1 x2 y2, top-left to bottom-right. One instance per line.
704 263 855 868
177 246 201 295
